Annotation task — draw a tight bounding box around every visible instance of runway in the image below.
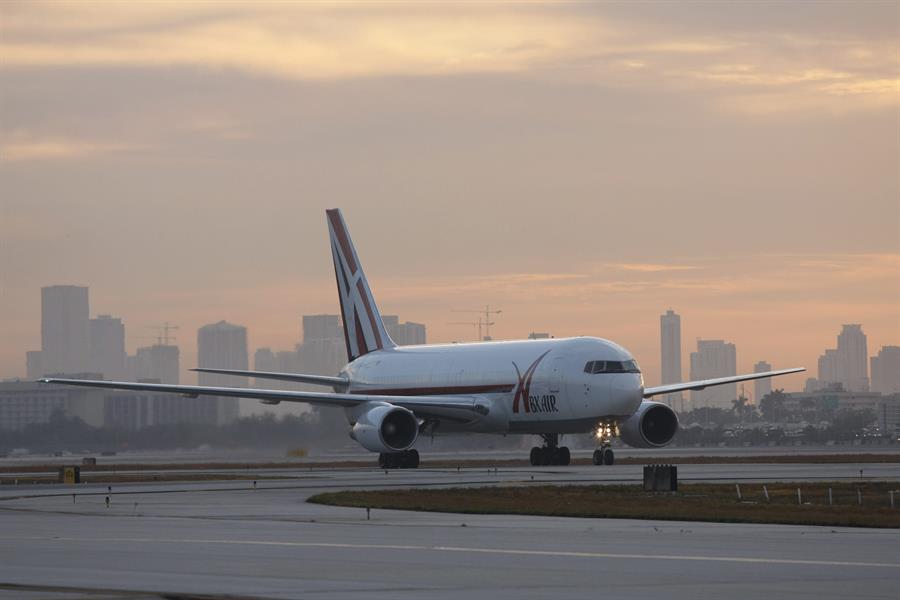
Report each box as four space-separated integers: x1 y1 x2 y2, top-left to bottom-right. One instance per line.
1 463 899 599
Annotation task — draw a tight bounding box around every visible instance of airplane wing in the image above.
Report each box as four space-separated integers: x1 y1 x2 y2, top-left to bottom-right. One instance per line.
642 367 805 398
190 368 348 389
38 378 487 422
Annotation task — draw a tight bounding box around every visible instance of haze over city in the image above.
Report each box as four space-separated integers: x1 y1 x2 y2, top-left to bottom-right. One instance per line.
2 1 898 398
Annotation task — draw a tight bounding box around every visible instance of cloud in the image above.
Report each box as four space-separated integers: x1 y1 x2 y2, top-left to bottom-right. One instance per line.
611 263 700 273
0 132 143 161
0 2 896 115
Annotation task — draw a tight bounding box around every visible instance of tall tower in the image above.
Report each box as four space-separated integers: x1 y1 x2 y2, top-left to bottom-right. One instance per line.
837 324 868 392
660 310 682 409
753 360 772 402
690 339 737 410
89 315 126 380
41 285 90 375
870 346 900 394
197 321 248 424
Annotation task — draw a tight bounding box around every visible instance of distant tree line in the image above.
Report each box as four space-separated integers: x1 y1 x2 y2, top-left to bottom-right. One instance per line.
671 387 887 446
1 409 341 455
1 408 525 455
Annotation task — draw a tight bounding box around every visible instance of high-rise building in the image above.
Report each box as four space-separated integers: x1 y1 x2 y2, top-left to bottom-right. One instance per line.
383 315 427 346
753 361 772 402
89 315 126 380
297 314 348 432
198 321 248 424
134 344 180 384
298 315 347 377
254 348 277 372
818 348 840 387
25 351 43 379
253 347 301 390
660 310 682 408
41 285 90 375
689 339 736 410
871 346 900 394
837 324 868 392
818 325 869 392
528 332 551 340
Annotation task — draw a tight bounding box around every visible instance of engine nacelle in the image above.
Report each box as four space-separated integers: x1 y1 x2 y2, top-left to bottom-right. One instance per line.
619 401 679 448
349 403 419 453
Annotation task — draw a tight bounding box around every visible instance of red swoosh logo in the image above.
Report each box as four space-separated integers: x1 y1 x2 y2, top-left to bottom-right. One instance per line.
512 350 551 414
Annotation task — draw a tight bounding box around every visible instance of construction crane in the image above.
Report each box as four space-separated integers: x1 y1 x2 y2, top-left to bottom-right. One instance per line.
450 305 502 341
148 322 179 345
448 318 486 342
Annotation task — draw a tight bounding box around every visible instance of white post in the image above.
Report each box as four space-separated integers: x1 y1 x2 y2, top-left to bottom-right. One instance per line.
736 484 742 501
763 485 769 502
828 488 833 506
797 488 802 505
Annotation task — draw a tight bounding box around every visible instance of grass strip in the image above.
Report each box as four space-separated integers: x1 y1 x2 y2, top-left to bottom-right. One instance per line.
309 481 900 528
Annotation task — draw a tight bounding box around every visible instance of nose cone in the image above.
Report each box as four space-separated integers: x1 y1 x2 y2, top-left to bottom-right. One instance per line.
608 373 643 415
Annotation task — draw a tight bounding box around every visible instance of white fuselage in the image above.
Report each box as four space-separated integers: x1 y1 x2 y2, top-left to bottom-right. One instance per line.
341 336 644 434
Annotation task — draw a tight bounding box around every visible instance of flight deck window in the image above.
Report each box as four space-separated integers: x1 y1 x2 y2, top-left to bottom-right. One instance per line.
585 360 641 374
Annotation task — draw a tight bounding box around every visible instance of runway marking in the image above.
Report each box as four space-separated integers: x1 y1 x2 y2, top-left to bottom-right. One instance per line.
4 536 899 569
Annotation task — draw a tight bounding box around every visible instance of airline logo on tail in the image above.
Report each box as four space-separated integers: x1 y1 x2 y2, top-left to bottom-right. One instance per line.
327 209 395 362
512 350 552 414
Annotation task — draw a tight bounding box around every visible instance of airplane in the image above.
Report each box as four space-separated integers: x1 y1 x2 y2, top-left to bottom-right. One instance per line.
41 209 804 468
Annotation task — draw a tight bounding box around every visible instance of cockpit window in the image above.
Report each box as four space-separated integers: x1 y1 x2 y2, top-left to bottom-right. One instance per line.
584 360 641 374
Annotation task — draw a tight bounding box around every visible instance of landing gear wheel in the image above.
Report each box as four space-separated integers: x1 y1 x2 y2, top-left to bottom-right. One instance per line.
603 448 615 466
592 447 614 466
403 449 420 469
529 447 541 466
557 446 571 466
378 450 420 469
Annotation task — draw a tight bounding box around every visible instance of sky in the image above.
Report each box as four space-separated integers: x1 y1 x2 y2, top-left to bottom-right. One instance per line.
1 1 898 409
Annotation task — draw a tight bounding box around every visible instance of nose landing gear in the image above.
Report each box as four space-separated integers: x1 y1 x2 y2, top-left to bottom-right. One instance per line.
592 422 616 466
592 446 614 465
529 434 571 466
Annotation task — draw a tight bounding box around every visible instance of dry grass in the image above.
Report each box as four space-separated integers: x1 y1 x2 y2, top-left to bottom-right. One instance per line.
309 482 900 528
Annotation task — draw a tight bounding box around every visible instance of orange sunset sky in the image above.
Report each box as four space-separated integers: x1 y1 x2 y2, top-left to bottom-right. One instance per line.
1 2 898 411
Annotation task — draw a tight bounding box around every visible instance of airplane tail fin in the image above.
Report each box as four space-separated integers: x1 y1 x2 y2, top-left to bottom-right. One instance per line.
326 208 396 361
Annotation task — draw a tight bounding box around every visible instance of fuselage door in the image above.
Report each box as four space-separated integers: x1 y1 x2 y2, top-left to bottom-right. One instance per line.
549 356 565 394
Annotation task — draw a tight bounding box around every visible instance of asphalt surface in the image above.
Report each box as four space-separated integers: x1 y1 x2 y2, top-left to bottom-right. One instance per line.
1 463 899 600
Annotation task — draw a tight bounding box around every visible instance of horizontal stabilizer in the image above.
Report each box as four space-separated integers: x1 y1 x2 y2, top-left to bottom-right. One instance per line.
643 367 805 398
191 368 348 389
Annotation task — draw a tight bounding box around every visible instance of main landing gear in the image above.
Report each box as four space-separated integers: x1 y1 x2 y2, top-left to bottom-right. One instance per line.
378 449 419 469
529 434 571 466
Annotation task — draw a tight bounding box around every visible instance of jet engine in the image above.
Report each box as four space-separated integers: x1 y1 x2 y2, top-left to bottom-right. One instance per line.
618 401 679 448
349 403 419 453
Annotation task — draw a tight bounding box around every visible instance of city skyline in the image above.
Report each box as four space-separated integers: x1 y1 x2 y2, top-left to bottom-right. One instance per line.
4 280 898 431
10 283 897 401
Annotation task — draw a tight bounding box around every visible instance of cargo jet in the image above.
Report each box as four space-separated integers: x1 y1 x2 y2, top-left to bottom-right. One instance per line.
42 209 803 468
